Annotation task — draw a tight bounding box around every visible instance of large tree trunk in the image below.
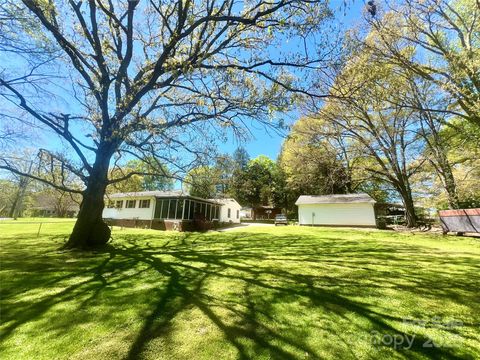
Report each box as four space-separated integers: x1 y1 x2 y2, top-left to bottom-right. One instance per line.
426 131 460 209
434 151 460 210
441 167 460 209
64 152 111 249
398 185 417 228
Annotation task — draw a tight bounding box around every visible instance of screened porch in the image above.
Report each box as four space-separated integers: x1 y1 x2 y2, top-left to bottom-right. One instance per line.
153 197 220 221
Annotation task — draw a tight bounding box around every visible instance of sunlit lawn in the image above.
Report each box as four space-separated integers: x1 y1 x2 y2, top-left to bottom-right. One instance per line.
0 221 479 359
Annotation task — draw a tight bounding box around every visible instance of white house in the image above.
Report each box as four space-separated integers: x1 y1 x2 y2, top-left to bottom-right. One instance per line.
209 198 241 224
295 194 377 227
102 190 240 230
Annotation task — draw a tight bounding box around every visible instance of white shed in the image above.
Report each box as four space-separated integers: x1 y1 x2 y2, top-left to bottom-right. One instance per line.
295 194 377 227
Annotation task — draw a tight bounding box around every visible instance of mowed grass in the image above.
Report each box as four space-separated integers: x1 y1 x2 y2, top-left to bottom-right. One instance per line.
0 221 479 360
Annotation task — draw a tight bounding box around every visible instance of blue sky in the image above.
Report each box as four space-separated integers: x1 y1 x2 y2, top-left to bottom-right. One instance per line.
217 0 365 160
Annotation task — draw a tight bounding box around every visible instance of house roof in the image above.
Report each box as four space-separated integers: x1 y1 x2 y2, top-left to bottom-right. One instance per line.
108 190 185 198
107 191 219 204
295 193 375 205
207 198 240 206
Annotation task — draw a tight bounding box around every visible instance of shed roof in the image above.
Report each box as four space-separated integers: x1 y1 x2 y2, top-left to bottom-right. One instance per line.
295 194 375 205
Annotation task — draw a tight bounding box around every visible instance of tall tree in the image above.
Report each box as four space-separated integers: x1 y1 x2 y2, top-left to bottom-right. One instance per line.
184 165 221 199
406 79 461 209
0 179 17 217
232 146 250 170
279 117 356 201
364 0 480 127
109 159 173 193
231 155 280 209
31 187 81 217
0 0 332 248
313 47 426 227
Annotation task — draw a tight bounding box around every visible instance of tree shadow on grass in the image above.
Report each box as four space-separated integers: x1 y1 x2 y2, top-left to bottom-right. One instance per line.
1 229 479 359
113 232 479 359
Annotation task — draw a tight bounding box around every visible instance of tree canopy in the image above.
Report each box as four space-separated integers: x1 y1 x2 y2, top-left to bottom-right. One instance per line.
0 0 333 248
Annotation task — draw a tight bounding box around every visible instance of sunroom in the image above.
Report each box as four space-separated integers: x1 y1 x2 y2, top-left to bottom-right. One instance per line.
103 190 222 231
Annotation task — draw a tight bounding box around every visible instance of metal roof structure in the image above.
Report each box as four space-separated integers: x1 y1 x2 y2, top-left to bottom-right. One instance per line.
295 193 375 205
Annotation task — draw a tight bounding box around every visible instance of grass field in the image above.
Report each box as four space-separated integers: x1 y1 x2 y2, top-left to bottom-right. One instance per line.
0 221 479 359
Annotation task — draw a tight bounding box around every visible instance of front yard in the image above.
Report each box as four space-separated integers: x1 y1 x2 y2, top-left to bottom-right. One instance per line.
0 222 479 359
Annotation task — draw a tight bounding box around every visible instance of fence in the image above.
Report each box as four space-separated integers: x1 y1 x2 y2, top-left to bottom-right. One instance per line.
0 220 76 237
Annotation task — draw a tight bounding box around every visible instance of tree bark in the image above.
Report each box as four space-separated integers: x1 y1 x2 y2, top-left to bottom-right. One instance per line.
422 120 460 209
63 151 112 249
435 155 460 210
444 174 460 209
399 185 417 228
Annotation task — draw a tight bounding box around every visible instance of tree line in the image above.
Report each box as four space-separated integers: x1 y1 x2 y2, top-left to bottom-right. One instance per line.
188 0 480 227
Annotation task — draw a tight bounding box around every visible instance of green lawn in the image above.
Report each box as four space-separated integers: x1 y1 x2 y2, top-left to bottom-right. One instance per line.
0 222 479 359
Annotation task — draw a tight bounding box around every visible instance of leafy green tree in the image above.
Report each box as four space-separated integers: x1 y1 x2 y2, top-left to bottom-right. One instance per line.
314 46 426 227
0 0 332 248
437 120 480 208
232 147 250 170
230 155 282 210
109 159 173 193
0 179 17 217
279 118 352 198
184 166 221 199
364 0 480 127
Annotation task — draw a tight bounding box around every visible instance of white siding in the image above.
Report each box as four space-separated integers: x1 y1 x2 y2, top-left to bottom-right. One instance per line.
102 196 155 220
218 200 241 223
298 203 376 226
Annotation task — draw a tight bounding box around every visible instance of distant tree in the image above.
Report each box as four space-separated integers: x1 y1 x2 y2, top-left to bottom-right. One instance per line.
438 120 480 208
184 166 221 199
213 155 235 195
231 155 281 209
0 179 16 217
232 147 250 170
109 159 173 193
3 152 36 219
279 118 353 198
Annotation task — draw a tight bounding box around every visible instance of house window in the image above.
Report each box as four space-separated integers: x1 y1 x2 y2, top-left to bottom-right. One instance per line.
236 210 239 219
228 208 231 218
115 200 123 209
126 200 136 208
139 199 150 208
